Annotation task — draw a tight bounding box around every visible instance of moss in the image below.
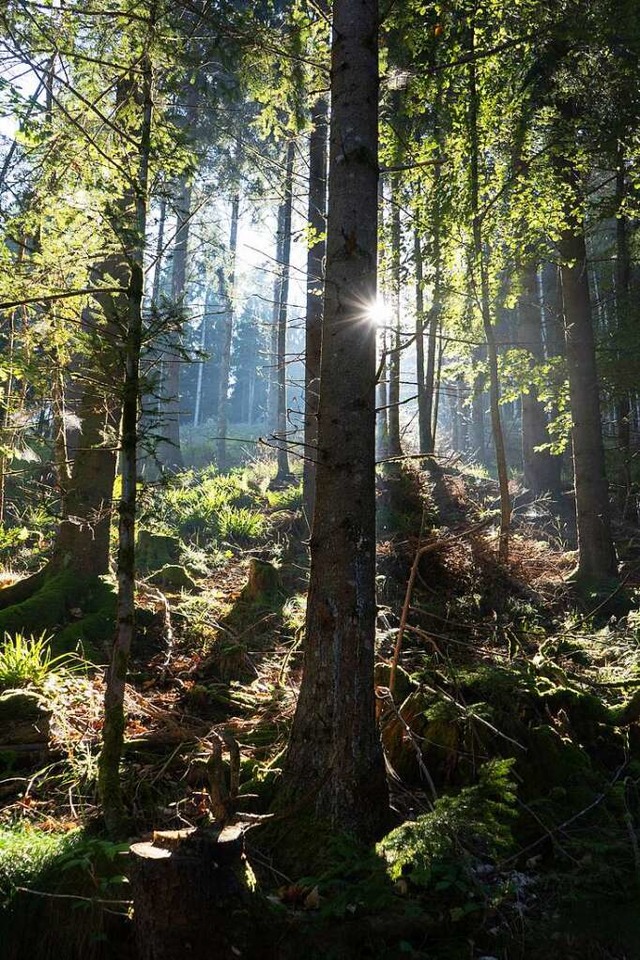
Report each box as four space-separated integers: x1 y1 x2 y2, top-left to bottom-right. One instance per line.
374 662 415 702
147 564 199 592
0 571 78 637
0 574 116 663
0 827 131 960
517 724 595 808
539 686 611 741
137 530 181 572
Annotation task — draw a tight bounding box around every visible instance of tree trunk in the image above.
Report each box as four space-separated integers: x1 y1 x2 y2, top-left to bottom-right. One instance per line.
303 95 328 523
518 261 562 497
614 152 636 521
468 33 510 560
140 196 166 473
274 141 295 484
155 175 190 472
558 171 617 581
421 82 444 457
281 0 388 842
216 192 240 472
414 231 430 455
376 328 389 459
155 81 198 471
387 175 402 458
98 63 152 836
267 202 286 433
129 826 269 960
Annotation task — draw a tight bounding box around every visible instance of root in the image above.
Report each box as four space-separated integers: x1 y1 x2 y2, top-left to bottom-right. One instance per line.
0 567 48 611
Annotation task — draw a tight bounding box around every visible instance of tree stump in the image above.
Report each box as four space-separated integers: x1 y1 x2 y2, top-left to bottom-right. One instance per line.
0 690 50 747
129 825 269 960
242 558 281 602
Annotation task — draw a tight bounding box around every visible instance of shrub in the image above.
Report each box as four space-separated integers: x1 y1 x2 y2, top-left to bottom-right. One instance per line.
378 759 517 912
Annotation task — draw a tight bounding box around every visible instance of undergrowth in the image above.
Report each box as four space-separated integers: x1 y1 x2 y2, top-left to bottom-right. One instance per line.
3 460 640 959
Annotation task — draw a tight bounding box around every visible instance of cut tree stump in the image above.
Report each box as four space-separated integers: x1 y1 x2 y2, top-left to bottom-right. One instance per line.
129 825 271 960
242 558 281 602
0 690 50 747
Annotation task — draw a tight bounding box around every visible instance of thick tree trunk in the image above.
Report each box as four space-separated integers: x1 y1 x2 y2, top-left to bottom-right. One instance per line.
559 205 617 581
518 262 562 497
281 0 388 841
216 193 240 473
303 96 328 522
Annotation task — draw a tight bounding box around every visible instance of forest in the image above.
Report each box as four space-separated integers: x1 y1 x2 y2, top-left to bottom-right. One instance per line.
0 0 640 957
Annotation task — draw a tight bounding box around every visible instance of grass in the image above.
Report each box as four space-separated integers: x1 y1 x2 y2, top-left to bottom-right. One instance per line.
218 505 267 541
0 631 74 691
0 823 80 903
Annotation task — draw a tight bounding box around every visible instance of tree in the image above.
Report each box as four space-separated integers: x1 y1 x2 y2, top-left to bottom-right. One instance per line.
281 0 388 841
99 57 154 834
302 93 328 521
557 159 617 581
516 260 562 497
273 139 295 484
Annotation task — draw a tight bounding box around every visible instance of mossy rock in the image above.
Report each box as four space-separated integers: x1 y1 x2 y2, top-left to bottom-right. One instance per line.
147 565 199 593
0 690 50 746
137 531 181 572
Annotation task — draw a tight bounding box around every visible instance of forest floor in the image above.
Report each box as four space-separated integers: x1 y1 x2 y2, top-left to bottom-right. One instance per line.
2 456 640 959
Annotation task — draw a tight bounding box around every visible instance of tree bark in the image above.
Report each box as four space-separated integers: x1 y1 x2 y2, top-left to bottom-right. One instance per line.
468 36 510 560
155 81 198 472
387 174 402 458
99 61 153 836
267 202 286 433
303 95 328 522
129 826 269 960
559 213 617 580
281 0 388 841
216 192 240 472
274 140 295 484
414 231 429 454
155 174 190 472
518 261 562 497
614 151 636 521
